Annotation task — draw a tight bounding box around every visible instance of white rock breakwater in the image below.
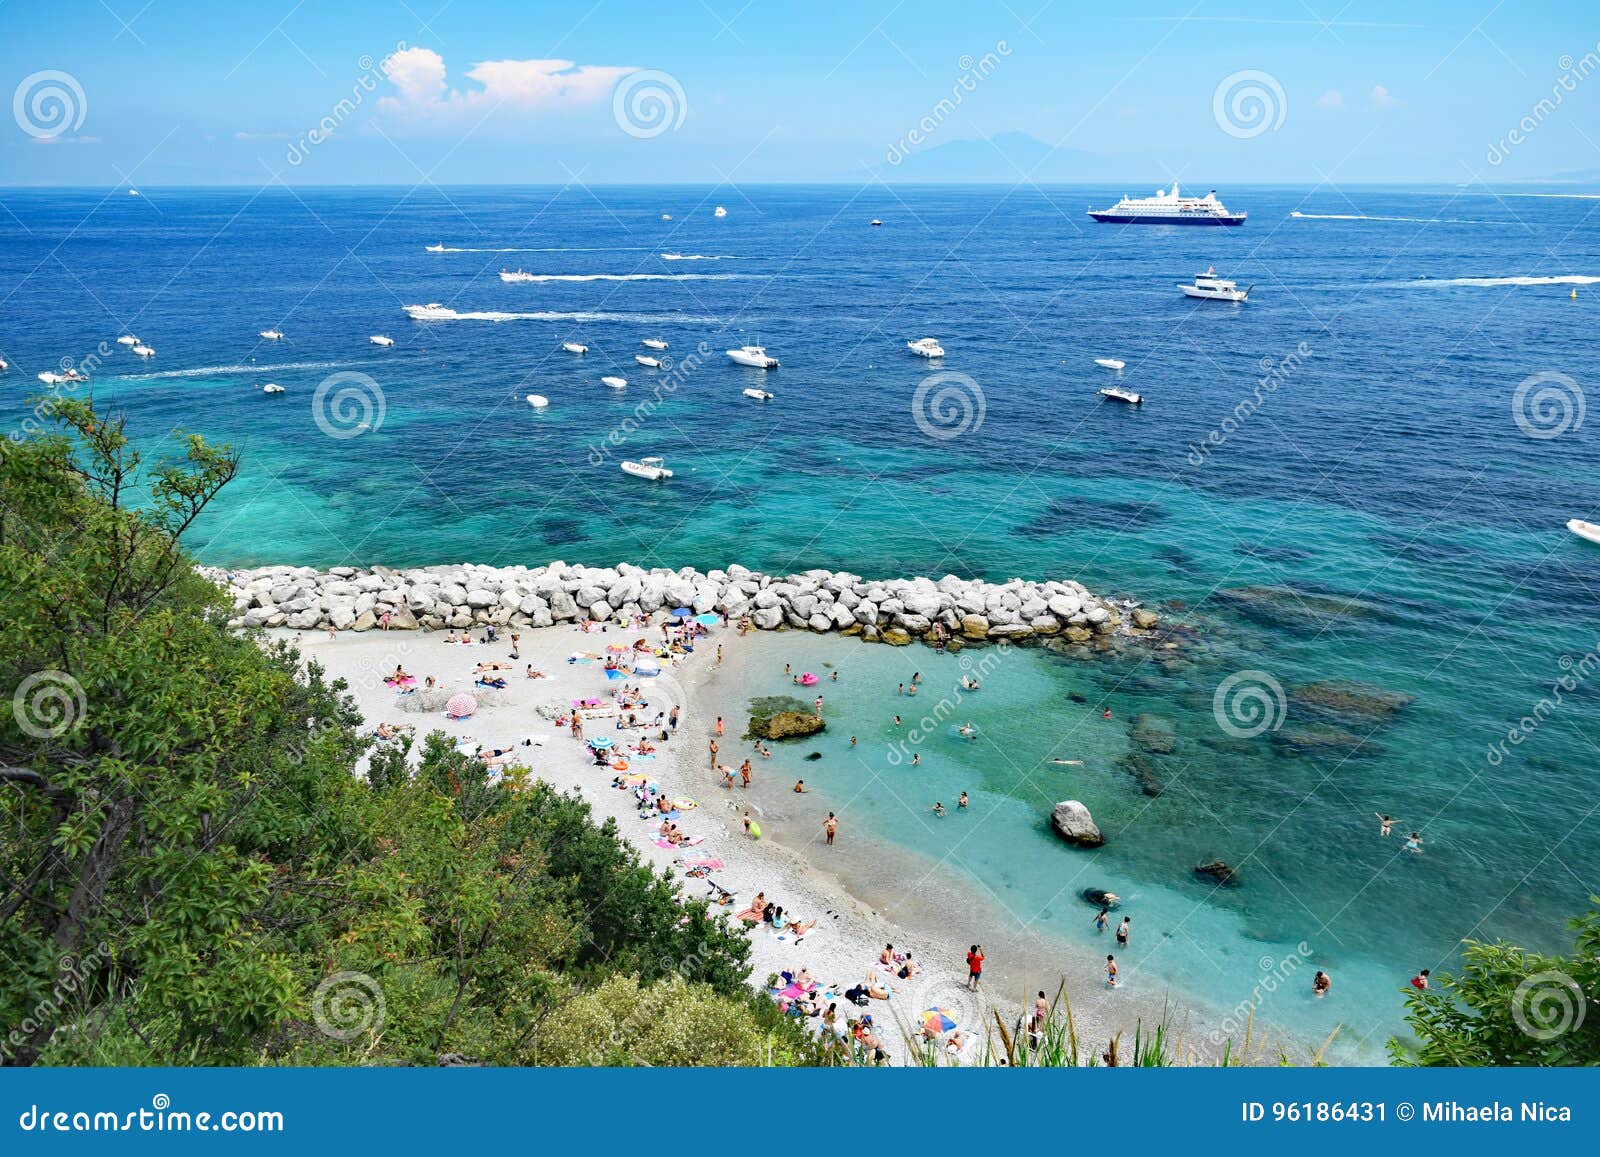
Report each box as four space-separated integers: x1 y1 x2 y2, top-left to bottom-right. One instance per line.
206 562 1158 645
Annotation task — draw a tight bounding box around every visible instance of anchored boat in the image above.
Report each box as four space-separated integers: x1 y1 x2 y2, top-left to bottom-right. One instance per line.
1179 268 1250 302
621 456 673 480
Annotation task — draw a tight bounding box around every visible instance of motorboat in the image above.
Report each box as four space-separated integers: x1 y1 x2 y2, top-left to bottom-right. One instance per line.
0 356 7 371
526 394 549 408
870 218 883 226
116 335 138 346
62 367 88 381
742 388 774 401
131 345 155 358
262 383 284 394
635 355 662 368
1179 268 1250 302
370 335 395 346
641 338 668 350
405 303 453 320
562 341 588 354
907 337 945 358
425 244 445 252
128 188 139 196
37 371 67 384
1099 385 1143 405
714 205 727 218
727 345 778 368
259 329 284 340
1094 357 1125 371
601 376 628 389
500 270 535 282
661 213 672 220
1568 518 1600 545
1089 184 1246 226
621 456 673 480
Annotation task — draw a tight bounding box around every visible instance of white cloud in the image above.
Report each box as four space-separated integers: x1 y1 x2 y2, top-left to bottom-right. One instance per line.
1315 89 1343 110
1370 84 1398 108
377 47 637 129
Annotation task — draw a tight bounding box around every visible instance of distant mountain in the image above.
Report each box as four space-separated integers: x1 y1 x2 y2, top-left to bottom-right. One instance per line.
879 131 1136 183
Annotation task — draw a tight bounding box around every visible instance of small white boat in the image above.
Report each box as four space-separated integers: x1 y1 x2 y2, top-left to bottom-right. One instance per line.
641 338 668 350
131 345 155 358
742 388 774 401
714 205 727 218
1568 518 1600 545
562 341 588 355
635 355 662 368
500 270 534 283
259 329 284 340
1094 357 1126 371
727 345 778 369
128 188 139 196
907 337 945 359
0 356 7 371
262 383 284 394
116 335 138 346
63 367 88 381
601 376 628 389
526 394 549 409
621 456 673 480
661 213 672 220
370 335 395 346
1099 385 1143 405
425 243 445 252
870 218 883 227
1178 268 1250 302
37 371 67 385
405 303 453 320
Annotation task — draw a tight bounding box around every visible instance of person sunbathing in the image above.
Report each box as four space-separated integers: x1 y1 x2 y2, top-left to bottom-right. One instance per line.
392 665 412 681
525 665 547 679
474 661 513 672
733 892 766 923
474 676 508 689
864 975 892 1000
789 916 817 938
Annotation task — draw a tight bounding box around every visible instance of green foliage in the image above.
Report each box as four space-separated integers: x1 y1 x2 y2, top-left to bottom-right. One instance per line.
1390 900 1600 1066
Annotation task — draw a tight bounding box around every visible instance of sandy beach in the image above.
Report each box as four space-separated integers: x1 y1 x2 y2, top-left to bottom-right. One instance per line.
274 614 1256 1065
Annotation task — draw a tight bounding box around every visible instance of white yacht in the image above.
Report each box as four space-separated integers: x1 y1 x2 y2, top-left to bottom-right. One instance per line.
641 338 668 350
370 335 395 346
1094 357 1125 371
259 329 284 340
116 335 138 346
1088 185 1246 226
907 337 945 359
562 341 588 355
500 270 535 283
1099 385 1143 405
1568 518 1600 545
635 355 662 368
727 345 778 368
425 244 446 252
621 456 673 480
742 388 774 401
132 345 155 358
1179 268 1250 302
714 205 727 218
262 383 284 394
601 376 628 389
405 303 454 320
526 394 549 409
38 371 67 385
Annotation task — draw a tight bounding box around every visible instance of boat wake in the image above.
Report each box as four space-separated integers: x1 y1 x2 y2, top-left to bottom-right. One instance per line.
427 245 653 253
499 272 741 282
404 305 721 324
659 253 749 261
1400 274 1600 287
1290 210 1500 225
114 360 347 381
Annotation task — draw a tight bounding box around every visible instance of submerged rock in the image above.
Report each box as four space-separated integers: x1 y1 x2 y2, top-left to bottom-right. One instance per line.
1288 680 1416 725
1272 723 1383 758
1129 713 1177 755
1081 887 1121 910
1050 800 1104 848
1194 861 1239 886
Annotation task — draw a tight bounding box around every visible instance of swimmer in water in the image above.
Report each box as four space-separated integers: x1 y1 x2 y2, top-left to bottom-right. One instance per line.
958 722 976 740
1051 758 1084 766
932 802 946 817
1376 813 1396 836
958 792 968 809
1404 831 1423 853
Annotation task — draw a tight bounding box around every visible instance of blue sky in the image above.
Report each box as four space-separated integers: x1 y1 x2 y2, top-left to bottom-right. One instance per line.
1 0 1596 185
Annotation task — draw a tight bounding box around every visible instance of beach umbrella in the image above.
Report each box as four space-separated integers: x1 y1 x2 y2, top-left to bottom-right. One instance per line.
669 607 693 618
444 693 477 719
589 735 615 750
694 613 719 626
921 1008 958 1033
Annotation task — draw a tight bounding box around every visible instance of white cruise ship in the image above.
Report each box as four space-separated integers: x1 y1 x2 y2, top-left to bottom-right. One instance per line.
1088 184 1246 226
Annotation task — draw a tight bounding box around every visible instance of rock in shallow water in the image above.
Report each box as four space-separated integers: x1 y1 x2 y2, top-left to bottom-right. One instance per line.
1050 800 1104 848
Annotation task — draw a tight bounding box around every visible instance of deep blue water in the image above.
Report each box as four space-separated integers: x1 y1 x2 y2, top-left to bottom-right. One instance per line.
2 184 1598 1055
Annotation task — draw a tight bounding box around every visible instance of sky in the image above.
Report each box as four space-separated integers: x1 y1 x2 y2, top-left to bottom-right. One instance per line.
1 0 1597 186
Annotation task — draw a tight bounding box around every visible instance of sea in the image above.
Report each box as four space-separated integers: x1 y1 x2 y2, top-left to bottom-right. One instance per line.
2 183 1598 1060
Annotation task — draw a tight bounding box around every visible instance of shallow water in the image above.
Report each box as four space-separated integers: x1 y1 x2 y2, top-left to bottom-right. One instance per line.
4 184 1597 1059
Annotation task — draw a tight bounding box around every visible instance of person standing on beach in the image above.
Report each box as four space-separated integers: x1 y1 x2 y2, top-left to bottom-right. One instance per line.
1031 991 1049 1037
966 945 985 991
669 705 680 732
716 644 723 666
1105 956 1118 988
1116 917 1130 947
715 715 724 736
708 738 719 769
824 812 837 845
740 759 753 788
509 632 520 659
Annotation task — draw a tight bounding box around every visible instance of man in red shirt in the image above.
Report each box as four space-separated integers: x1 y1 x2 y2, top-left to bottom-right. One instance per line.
966 945 985 991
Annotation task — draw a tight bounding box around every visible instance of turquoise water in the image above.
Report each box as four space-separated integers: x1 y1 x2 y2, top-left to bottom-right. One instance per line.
3 185 1597 1058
